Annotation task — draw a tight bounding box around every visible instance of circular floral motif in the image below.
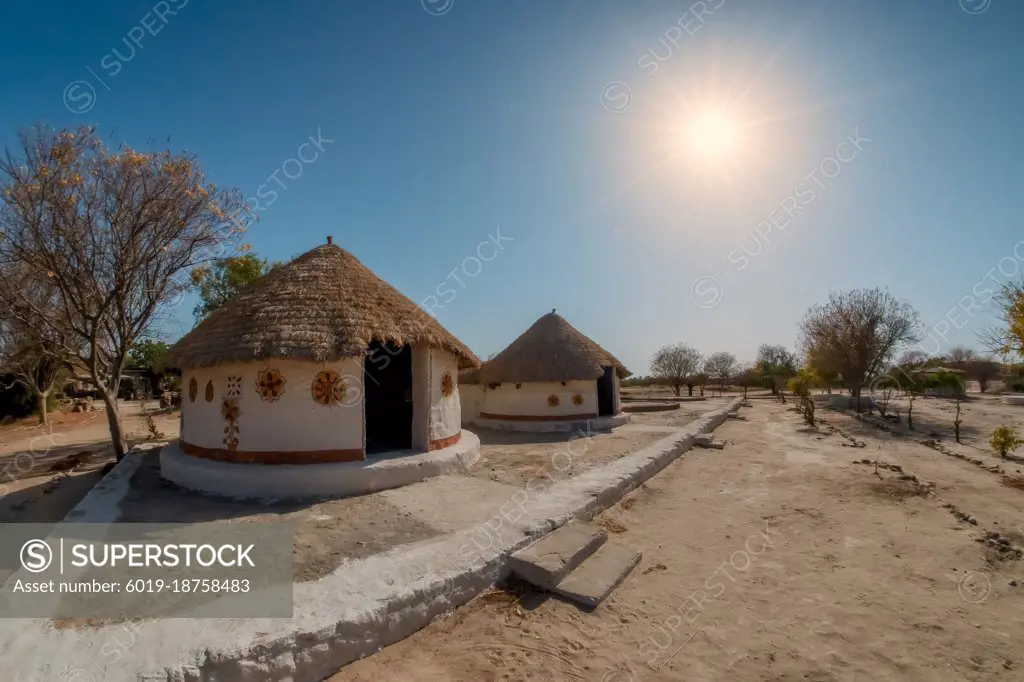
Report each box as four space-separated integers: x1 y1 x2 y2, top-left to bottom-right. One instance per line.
188 377 198 403
548 394 560 407
312 369 346 406
255 368 287 402
204 380 214 402
572 393 584 406
227 375 242 397
440 372 454 398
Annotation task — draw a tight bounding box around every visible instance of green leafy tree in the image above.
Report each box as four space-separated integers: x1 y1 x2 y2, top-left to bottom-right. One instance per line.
756 344 797 400
128 339 169 374
191 253 277 323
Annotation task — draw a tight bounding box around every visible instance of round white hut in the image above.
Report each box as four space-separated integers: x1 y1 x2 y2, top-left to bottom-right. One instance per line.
160 239 481 498
460 311 631 432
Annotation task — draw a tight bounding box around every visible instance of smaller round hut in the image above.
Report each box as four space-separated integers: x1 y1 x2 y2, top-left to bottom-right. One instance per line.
460 311 631 432
160 238 481 498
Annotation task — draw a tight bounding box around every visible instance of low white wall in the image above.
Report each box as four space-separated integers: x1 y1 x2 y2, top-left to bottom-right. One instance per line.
481 380 598 417
181 357 364 453
461 384 483 425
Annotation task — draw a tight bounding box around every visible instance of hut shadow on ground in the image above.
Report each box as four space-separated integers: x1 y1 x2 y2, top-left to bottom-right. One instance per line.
473 427 599 447
112 451 443 581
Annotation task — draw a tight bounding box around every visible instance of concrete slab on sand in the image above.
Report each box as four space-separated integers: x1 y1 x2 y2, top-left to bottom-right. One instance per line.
508 522 606 589
0 397 744 682
551 542 642 608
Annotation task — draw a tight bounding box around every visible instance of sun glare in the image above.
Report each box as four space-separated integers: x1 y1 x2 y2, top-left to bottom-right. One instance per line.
685 110 741 159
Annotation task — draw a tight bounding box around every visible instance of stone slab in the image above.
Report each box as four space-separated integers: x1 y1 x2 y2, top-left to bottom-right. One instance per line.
508 522 607 589
552 542 642 608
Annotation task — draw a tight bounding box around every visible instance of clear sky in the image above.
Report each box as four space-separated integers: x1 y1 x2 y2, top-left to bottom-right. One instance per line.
1 0 1021 373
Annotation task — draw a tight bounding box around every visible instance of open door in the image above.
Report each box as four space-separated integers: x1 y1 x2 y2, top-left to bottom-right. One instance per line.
597 366 615 416
364 341 413 452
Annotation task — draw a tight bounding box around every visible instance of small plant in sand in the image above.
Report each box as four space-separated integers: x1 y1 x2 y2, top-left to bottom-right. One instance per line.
933 372 966 443
787 367 821 427
144 413 164 440
989 426 1023 460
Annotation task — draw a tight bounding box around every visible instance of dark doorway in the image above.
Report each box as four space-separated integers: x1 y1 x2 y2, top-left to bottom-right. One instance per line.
597 366 615 417
364 341 413 452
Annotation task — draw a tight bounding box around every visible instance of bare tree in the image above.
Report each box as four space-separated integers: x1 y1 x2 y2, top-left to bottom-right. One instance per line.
0 126 245 459
981 280 1024 358
959 358 1001 393
799 288 920 411
650 343 702 397
731 362 758 398
704 352 737 395
896 349 930 369
0 292 67 425
946 346 976 363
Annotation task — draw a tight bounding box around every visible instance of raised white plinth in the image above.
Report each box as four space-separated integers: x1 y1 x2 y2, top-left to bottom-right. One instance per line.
160 430 481 499
473 413 630 433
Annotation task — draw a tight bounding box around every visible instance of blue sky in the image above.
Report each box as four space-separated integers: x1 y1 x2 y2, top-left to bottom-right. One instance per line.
1 0 1021 373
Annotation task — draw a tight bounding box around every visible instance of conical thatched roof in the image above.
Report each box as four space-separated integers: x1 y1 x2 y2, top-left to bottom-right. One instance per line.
477 312 630 384
165 242 479 369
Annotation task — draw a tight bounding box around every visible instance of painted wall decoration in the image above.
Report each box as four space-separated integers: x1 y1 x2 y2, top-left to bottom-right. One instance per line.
440 371 454 398
204 380 214 402
221 398 240 451
548 394 560 407
311 369 346 406
572 393 584 406
227 375 243 397
255 368 287 402
188 378 198 403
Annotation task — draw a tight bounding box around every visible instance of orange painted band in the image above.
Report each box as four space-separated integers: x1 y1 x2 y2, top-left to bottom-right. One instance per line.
478 412 598 422
179 440 365 464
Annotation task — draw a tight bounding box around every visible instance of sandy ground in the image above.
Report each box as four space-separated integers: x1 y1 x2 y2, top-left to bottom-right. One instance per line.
331 399 1024 682
866 393 1024 451
469 401 729 488
0 402 180 523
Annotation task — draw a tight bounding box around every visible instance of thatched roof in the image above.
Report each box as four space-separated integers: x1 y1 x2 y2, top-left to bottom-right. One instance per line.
165 242 479 369
475 311 630 384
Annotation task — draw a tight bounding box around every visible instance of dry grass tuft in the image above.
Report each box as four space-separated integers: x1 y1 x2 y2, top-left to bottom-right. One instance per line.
597 517 628 534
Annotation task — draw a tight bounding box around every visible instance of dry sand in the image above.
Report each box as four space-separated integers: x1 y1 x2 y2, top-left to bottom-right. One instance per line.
332 399 1024 682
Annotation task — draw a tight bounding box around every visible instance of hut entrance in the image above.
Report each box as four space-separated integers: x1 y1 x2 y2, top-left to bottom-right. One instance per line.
364 341 413 452
597 366 615 416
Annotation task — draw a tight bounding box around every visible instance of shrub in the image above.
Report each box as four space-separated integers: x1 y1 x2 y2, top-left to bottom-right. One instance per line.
989 426 1024 459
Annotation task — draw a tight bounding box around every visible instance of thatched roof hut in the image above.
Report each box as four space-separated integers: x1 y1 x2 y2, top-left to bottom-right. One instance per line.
459 312 631 431
159 240 482 498
475 311 630 384
165 241 479 370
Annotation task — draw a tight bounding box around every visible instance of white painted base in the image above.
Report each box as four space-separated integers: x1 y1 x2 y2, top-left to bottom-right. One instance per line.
473 413 631 433
1003 395 1024 406
159 430 481 499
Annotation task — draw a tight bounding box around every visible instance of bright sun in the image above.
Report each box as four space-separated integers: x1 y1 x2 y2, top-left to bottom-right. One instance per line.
685 110 741 159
